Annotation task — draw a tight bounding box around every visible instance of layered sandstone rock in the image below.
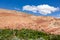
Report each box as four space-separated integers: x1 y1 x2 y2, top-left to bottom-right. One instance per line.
0 9 60 35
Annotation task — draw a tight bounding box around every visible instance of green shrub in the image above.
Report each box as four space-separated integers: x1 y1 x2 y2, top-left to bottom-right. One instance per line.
0 29 60 40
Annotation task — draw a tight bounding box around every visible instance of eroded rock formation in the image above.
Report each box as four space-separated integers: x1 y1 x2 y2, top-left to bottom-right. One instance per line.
0 9 60 35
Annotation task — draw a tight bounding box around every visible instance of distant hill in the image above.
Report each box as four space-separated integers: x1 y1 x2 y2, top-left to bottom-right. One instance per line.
0 9 60 35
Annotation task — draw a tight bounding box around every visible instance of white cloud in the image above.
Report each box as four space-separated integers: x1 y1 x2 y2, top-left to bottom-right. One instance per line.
23 5 37 13
23 4 59 15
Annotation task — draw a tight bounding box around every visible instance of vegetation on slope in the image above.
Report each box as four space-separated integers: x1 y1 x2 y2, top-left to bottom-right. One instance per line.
0 29 60 40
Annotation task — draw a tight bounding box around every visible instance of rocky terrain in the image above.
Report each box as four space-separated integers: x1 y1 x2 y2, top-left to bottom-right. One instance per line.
0 9 60 35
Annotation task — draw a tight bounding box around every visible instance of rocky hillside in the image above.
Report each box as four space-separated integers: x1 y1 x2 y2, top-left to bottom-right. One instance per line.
0 9 60 35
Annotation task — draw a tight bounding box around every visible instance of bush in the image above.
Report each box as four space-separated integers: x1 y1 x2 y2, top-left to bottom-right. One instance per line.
0 29 60 40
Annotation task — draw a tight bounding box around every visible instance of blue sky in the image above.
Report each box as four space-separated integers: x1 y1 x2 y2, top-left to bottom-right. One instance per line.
0 0 60 17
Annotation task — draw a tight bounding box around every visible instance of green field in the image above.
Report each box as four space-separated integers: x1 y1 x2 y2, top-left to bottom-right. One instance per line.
0 29 60 40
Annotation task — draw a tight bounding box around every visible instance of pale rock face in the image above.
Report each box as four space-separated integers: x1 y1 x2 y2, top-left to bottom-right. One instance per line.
0 9 60 35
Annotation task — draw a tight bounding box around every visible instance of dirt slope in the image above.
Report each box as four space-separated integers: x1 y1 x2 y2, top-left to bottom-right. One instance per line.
0 9 60 35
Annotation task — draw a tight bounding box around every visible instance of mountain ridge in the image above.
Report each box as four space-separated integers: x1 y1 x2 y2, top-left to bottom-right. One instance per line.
0 9 60 35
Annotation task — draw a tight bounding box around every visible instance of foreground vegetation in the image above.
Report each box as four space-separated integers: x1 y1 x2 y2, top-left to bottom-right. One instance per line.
0 29 60 40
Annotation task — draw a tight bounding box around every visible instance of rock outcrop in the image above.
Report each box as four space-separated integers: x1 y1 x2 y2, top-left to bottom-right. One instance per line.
0 9 60 35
